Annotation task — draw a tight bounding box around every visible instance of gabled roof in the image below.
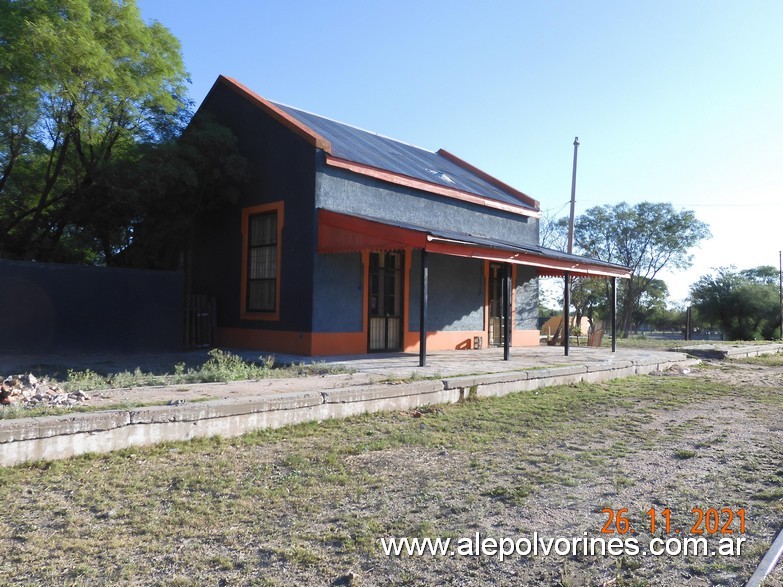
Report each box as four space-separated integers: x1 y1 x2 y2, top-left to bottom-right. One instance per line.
210 75 540 218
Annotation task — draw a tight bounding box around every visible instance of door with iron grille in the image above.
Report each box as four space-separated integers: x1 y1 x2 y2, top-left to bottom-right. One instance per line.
488 262 505 347
368 251 403 352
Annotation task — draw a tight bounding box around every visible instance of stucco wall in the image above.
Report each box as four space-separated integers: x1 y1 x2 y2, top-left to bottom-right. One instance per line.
190 84 318 334
408 251 485 332
312 253 364 332
315 164 538 246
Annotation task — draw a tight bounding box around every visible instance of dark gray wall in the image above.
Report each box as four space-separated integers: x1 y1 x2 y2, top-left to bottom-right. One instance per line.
315 165 539 246
0 260 183 353
190 83 318 334
312 253 364 332
408 252 485 332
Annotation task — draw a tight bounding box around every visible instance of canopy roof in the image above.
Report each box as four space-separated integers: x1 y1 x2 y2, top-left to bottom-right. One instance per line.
317 210 631 279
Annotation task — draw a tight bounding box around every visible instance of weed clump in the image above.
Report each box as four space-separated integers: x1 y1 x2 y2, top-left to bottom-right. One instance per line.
59 349 351 393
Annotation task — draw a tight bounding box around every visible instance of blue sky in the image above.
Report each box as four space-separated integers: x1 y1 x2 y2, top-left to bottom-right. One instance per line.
137 0 783 305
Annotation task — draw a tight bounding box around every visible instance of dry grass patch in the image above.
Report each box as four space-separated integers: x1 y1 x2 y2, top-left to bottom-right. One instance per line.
1 367 782 585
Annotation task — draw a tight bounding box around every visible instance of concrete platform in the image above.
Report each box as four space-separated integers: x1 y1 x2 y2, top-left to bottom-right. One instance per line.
677 342 783 360
0 346 696 467
303 346 680 377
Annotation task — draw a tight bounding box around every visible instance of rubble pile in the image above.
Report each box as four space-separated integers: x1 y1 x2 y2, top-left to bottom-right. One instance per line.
0 374 90 408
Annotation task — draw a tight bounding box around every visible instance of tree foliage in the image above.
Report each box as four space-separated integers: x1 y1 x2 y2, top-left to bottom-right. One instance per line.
630 277 668 330
540 203 709 335
690 266 781 340
0 0 195 264
565 202 710 337
109 114 247 269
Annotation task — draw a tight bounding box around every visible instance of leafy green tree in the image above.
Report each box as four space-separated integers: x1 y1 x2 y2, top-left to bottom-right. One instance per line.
109 114 247 269
648 304 687 332
569 277 607 333
0 0 189 263
690 266 781 340
565 202 710 337
541 203 707 337
630 277 668 332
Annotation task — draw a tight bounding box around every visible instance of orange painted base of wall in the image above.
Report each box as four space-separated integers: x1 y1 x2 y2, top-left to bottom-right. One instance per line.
217 328 313 355
218 328 370 356
514 329 541 347
218 328 543 356
403 329 542 352
311 332 367 356
403 330 485 352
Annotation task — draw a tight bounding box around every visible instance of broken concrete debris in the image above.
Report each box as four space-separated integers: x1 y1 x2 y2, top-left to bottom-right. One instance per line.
0 373 90 408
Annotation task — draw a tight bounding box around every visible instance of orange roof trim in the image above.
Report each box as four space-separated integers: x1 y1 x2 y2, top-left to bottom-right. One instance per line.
437 149 540 210
216 75 332 151
325 156 541 219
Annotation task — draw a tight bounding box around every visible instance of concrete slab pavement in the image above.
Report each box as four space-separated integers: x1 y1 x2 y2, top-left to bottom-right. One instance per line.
0 344 708 466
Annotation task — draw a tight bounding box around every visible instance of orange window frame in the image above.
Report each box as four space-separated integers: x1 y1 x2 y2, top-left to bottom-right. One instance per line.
240 201 284 321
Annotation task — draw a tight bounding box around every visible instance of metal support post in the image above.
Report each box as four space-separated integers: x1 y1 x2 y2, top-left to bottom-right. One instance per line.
503 263 511 361
564 272 570 356
419 249 428 367
611 277 617 352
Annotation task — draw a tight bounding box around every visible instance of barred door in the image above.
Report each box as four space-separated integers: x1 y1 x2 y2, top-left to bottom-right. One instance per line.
368 251 403 351
488 263 505 347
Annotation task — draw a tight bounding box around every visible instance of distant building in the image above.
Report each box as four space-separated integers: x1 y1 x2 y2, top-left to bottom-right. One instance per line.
188 76 629 356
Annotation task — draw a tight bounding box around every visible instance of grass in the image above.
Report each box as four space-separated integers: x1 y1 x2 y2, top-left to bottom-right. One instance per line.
730 352 783 367
1 368 782 585
11 348 340 390
59 349 351 392
0 349 353 420
673 448 697 460
594 334 780 352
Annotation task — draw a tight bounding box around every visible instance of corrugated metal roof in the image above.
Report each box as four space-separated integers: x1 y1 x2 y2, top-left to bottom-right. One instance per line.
272 102 537 212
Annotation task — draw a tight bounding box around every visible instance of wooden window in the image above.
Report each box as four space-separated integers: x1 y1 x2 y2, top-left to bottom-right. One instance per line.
241 202 283 320
247 212 277 312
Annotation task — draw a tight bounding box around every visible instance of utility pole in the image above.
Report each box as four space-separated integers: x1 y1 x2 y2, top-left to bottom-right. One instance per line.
563 137 579 353
779 251 782 339
567 137 579 254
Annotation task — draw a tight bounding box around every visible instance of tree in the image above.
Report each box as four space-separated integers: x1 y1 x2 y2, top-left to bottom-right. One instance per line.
109 114 247 269
630 277 668 332
648 303 687 332
690 266 781 340
569 277 607 334
539 208 569 252
0 0 190 263
568 202 710 337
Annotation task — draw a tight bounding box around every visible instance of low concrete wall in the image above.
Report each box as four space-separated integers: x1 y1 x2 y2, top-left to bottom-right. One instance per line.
0 354 695 467
679 343 783 360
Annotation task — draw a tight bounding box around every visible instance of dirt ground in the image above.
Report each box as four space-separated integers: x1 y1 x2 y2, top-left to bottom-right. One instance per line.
327 360 783 586
1 356 783 586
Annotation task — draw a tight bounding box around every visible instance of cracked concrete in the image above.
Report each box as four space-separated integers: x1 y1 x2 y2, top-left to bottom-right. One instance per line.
0 346 703 466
